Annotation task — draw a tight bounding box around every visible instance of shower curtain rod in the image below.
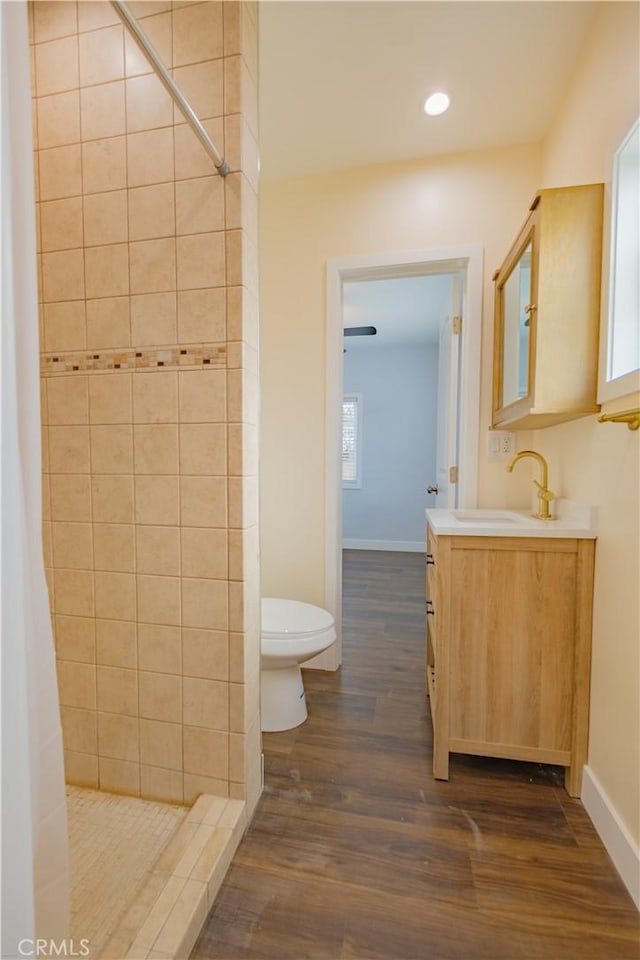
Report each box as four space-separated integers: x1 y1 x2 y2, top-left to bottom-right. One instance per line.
110 0 230 175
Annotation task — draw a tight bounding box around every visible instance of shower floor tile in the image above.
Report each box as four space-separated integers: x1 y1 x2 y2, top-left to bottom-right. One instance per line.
67 786 188 959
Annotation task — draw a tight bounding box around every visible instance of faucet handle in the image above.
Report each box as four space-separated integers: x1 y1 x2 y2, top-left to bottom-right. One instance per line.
533 479 555 501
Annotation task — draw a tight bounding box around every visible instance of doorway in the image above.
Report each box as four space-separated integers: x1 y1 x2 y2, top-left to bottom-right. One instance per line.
320 246 483 670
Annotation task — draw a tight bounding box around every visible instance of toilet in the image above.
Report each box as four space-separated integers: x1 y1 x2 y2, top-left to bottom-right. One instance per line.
260 598 336 732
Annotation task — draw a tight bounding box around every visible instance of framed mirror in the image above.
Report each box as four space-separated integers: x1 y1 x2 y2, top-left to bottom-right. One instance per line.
598 117 640 402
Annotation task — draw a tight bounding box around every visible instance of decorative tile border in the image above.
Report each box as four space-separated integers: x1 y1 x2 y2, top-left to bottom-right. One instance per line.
41 344 227 377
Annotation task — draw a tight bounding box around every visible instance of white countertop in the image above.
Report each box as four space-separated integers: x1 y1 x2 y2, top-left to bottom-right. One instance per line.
426 499 597 539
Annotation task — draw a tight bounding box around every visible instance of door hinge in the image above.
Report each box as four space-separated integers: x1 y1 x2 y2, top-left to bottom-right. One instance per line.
449 466 459 484
452 315 462 335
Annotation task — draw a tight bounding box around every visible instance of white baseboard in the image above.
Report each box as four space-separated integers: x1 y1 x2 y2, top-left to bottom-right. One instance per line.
342 539 424 552
582 765 640 909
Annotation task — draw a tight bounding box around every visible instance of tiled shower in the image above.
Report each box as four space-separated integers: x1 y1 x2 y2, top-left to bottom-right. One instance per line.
31 0 262 816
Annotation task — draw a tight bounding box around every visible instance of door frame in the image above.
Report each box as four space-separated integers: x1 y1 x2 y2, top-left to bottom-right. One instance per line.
320 245 483 670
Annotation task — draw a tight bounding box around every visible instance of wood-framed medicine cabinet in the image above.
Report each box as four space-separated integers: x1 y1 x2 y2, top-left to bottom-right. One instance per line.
492 183 604 430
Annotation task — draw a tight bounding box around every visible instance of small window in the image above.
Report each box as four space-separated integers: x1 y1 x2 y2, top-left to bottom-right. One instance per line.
342 393 362 489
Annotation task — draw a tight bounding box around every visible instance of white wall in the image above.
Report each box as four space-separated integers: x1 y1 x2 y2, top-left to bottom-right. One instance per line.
343 343 438 548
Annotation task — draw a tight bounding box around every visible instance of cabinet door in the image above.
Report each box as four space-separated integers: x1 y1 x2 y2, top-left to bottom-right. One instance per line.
492 209 539 425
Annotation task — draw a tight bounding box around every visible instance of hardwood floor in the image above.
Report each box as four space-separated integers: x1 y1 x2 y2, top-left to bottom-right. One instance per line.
192 550 639 959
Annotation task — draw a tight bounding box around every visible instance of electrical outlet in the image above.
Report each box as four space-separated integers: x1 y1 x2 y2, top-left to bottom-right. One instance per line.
487 430 516 459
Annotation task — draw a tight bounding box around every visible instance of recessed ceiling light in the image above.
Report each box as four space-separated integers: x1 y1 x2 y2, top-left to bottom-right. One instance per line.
424 92 450 116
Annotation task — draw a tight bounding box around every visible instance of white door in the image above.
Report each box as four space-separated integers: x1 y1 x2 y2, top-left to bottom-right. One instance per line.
433 271 464 508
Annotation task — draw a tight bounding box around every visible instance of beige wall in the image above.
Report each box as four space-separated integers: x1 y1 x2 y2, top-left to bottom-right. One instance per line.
33 0 262 815
260 142 541 603
537 2 639 845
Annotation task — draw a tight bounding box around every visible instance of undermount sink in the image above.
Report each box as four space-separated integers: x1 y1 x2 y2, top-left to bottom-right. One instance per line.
451 510 519 524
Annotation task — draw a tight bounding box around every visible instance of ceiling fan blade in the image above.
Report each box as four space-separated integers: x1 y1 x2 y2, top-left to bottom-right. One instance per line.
343 326 377 337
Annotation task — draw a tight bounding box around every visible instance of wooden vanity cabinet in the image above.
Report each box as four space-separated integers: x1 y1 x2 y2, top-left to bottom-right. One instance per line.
492 183 604 430
425 526 595 797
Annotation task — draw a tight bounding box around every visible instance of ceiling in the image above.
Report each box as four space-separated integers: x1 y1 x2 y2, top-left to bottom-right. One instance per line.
343 274 454 349
258 1 600 181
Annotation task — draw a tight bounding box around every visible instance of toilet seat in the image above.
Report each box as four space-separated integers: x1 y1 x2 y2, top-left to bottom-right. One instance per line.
262 598 334 640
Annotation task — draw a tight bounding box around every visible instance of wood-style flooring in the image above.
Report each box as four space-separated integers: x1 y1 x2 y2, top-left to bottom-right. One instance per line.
192 550 639 960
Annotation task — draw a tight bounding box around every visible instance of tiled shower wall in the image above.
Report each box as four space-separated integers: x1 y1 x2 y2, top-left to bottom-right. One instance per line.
31 0 262 813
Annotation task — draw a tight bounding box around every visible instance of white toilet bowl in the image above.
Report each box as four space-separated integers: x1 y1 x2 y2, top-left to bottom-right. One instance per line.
260 598 336 732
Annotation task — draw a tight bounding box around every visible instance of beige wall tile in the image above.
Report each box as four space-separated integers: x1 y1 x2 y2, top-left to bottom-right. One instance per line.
47 375 89 425
92 475 134 523
60 705 97 754
126 73 173 133
175 177 224 236
89 373 132 424
229 732 245 783
97 665 138 716
39 143 82 201
86 296 131 348
99 757 140 796
183 726 228 780
130 238 176 295
55 615 96 663
94 523 135 572
178 369 226 423
139 671 181 723
135 475 179 525
90 424 134 474
172 2 222 66
173 61 223 122
138 623 181 674
57 659 96 709
64 750 99 788
136 526 180 577
174 118 224 181
183 677 228 731
183 773 228 805
37 90 81 150
82 136 127 194
127 128 174 187
49 426 90 474
53 568 94 618
80 81 126 140
181 528 227 580
40 197 83 252
44 301 86 352
34 2 78 43
51 475 91 522
130 292 177 346
95 570 136 621
77 1 120 32
182 628 228 681
124 11 172 77
42 248 85 302
179 424 226 476
177 288 225 345
85 243 129 298
228 529 242 581
96 618 137 669
79 24 124 87
128 183 175 241
228 682 244 733
176 232 225 290
140 718 182 769
134 423 179 475
228 631 244 683
182 578 228 631
52 521 93 569
42 520 53 568
140 764 183 804
98 711 139 762
133 372 178 424
83 190 128 246
137 574 180 625
180 477 227 528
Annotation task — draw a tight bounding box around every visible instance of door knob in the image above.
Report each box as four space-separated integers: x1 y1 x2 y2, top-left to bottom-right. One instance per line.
427 485 439 494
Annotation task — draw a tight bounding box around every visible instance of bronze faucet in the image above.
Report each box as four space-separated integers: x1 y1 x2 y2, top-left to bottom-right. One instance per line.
507 450 556 521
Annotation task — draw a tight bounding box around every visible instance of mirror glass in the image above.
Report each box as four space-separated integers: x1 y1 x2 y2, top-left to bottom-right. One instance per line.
501 241 532 407
607 118 640 382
